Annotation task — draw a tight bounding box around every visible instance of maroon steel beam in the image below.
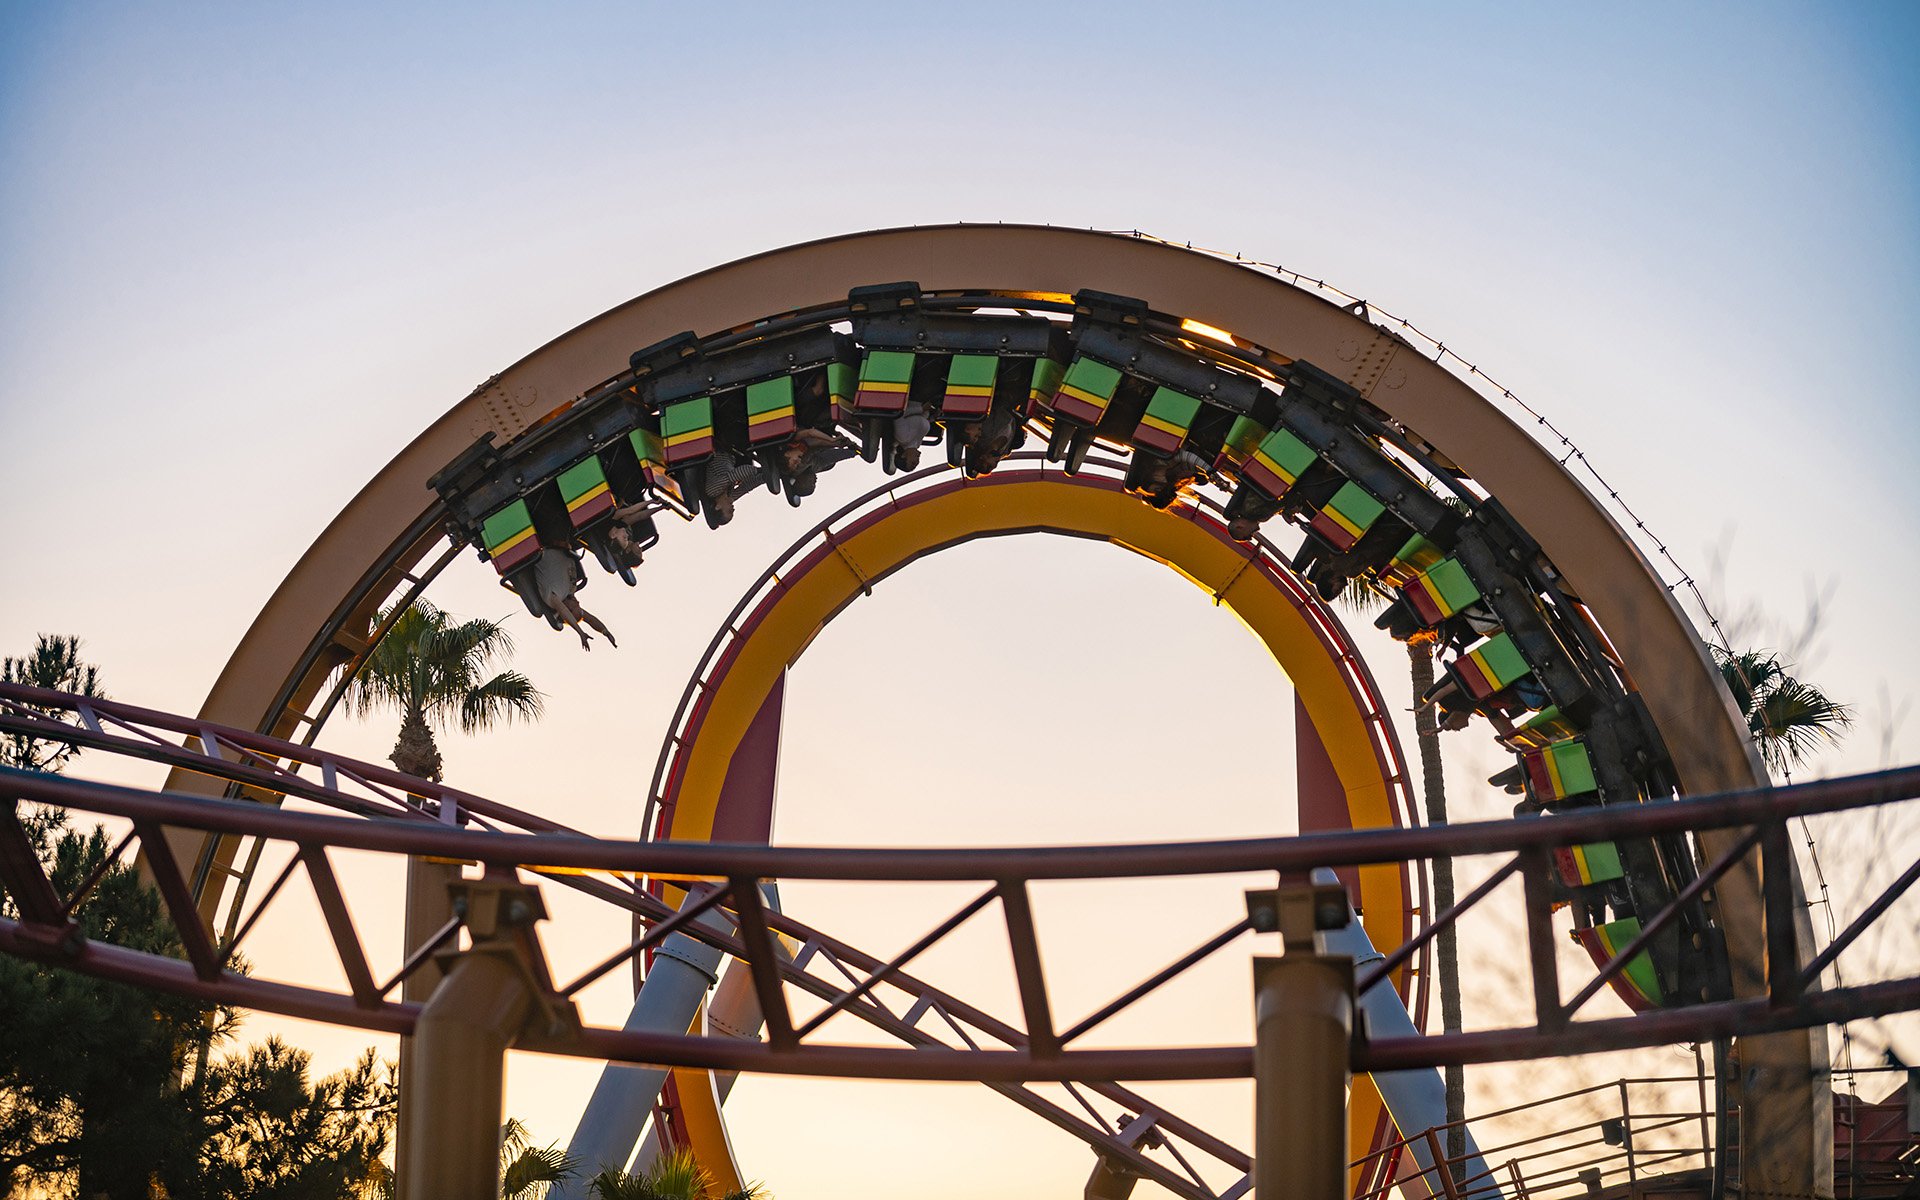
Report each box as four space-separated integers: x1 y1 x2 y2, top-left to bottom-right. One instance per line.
1000 881 1059 1056
557 881 727 997
131 818 221 980
0 686 574 834
1060 917 1253 1045
221 852 302 966
0 801 66 927
5 903 1918 1084
377 912 463 998
0 915 419 1034
302 845 380 1007
793 884 999 1039
7 761 1917 884
54 826 137 920
729 877 796 1051
5 757 1919 1087
1799 854 1920 989
1358 974 1920 1072
1357 857 1519 997
1519 846 1564 1033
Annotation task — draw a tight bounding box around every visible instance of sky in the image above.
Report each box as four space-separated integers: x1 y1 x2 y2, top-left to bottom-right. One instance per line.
2 3 1917 1196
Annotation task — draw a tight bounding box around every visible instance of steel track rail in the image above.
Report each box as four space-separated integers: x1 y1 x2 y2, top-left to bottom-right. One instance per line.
4 735 1916 1080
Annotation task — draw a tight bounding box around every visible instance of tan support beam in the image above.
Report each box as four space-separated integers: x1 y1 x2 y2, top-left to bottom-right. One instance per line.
394 855 459 1200
1085 1154 1141 1200
398 872 574 1200
1250 877 1356 1200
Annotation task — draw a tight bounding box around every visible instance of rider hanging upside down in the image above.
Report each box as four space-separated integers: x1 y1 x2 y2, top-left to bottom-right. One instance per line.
890 398 931 472
702 447 766 527
779 427 847 498
959 407 1020 477
1132 448 1211 510
533 546 617 651
605 501 655 569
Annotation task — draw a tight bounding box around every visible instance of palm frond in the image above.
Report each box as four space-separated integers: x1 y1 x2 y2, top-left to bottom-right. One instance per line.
339 601 546 750
644 1149 716 1200
1754 678 1854 774
1334 578 1392 617
588 1168 658 1200
1712 644 1852 777
501 1117 533 1160
439 614 518 670
1715 647 1782 719
458 671 546 735
502 1144 577 1199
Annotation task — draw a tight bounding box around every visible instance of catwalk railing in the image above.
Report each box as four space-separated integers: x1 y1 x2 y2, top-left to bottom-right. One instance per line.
1355 1066 1916 1200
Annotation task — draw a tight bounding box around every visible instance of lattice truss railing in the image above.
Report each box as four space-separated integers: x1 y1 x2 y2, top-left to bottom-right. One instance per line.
2 684 1918 1200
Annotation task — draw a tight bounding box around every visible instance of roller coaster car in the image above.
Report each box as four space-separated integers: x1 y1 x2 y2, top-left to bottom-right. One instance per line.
1372 555 1500 645
1486 738 1601 806
1553 826 1718 1012
1497 704 1579 753
1425 630 1548 727
427 358 698 553
1570 914 1668 1012
847 283 1064 471
1300 479 1389 554
604 420 691 520
581 510 658 586
941 344 1062 475
476 483 581 623
1517 784 1724 1012
1040 290 1261 475
1210 399 1280 478
478 496 546 617
1213 417 1307 538
1375 532 1446 590
640 325 855 521
763 374 859 505
1290 511 1416 603
426 434 506 545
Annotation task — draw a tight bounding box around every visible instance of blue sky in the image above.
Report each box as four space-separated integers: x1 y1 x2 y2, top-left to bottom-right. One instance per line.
3 3 1915 1194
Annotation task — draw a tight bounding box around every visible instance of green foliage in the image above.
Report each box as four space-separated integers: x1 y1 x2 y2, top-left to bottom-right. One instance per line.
1 634 104 772
1714 646 1854 777
196 1040 395 1200
586 1149 766 1200
341 601 543 780
501 1117 576 1199
0 824 219 1194
344 600 543 736
0 816 399 1198
1 631 396 1197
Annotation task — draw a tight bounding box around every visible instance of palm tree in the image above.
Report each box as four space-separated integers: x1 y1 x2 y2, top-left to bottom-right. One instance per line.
587 1149 766 1200
1401 626 1466 1171
501 1117 575 1199
1712 646 1853 780
1340 588 1466 1174
342 601 544 782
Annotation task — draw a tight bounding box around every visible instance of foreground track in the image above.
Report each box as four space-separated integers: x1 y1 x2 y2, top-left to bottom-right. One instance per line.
4 689 1916 1077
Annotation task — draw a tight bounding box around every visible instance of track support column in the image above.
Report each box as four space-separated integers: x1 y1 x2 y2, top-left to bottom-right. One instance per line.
395 853 459 1200
399 871 576 1200
1248 873 1356 1200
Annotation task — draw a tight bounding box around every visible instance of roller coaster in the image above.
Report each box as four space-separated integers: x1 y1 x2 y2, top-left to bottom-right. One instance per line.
2 225 1916 1199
